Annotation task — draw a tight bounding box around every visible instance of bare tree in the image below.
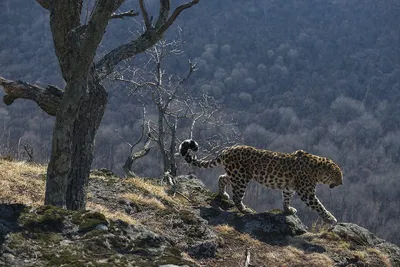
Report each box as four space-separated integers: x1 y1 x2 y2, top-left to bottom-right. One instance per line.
115 107 152 178
18 137 34 162
114 39 241 177
114 39 197 176
0 0 199 210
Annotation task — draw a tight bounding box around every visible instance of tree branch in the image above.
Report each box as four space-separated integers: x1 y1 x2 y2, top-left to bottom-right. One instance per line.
114 77 157 88
0 77 62 116
139 0 152 30
79 0 117 74
155 0 170 29
157 0 199 34
95 0 200 80
36 0 51 10
96 32 162 79
111 9 139 19
163 59 196 109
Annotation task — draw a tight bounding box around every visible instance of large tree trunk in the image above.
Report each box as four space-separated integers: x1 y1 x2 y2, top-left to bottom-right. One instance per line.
66 70 107 210
45 69 107 209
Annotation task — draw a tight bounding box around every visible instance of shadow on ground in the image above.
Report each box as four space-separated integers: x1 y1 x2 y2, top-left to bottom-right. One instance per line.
199 198 327 254
0 203 26 252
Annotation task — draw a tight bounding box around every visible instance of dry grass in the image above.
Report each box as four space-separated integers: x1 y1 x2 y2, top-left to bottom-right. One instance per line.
86 202 137 225
211 224 334 267
123 178 180 206
214 224 262 247
214 224 235 234
121 192 167 210
365 248 393 266
0 159 138 225
0 160 46 206
259 246 335 267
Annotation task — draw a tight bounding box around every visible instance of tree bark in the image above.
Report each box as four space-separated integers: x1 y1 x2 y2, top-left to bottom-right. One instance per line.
66 70 107 209
45 68 107 209
45 78 87 207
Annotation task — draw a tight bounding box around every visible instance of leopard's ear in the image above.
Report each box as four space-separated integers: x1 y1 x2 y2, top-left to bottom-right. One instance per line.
294 150 306 157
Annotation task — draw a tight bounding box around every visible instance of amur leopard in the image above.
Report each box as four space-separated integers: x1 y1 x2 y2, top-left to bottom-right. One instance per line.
179 139 343 223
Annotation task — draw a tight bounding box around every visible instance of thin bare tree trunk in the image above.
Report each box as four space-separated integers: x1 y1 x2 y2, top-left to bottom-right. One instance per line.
169 117 178 176
122 136 151 178
158 106 168 173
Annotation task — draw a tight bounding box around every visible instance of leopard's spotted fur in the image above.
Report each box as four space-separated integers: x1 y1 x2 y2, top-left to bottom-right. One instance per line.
179 139 343 223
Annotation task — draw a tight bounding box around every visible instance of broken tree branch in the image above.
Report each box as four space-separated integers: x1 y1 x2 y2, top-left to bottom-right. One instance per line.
111 9 139 19
0 77 63 116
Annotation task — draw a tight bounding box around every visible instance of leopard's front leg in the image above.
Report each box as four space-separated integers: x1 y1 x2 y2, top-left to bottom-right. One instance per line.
297 188 337 224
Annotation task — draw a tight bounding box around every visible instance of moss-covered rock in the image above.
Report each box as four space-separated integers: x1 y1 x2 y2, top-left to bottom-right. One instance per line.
1 204 197 267
19 205 71 232
72 211 108 233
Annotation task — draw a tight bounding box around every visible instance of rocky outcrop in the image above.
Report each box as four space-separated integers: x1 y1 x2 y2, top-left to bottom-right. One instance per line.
332 223 400 266
1 170 399 267
0 205 194 267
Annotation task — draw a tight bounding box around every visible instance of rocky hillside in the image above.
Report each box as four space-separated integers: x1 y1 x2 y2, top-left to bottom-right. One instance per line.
0 159 399 267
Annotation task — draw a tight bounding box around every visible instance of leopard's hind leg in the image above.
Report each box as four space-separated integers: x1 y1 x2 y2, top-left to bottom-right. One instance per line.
218 173 230 199
282 189 297 214
231 175 252 214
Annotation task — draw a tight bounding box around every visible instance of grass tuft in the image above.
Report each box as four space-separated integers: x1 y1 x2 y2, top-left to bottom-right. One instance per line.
87 202 137 225
122 192 166 210
0 160 46 206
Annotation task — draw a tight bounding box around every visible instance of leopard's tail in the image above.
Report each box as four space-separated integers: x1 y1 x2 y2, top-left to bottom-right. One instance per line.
179 139 222 168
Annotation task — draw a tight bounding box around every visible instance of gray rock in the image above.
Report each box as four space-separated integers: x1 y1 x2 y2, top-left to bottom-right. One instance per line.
3 253 15 263
170 175 207 195
207 210 307 243
95 224 108 231
163 209 218 259
188 240 218 259
332 223 400 266
376 242 400 267
331 223 383 246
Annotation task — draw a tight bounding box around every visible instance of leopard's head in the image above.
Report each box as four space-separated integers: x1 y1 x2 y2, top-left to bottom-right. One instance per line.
323 160 343 189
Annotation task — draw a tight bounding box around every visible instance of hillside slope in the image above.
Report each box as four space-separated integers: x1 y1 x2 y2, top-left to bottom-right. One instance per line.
1 0 400 246
1 159 399 266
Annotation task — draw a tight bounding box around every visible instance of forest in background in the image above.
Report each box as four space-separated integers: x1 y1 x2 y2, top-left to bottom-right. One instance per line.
0 0 399 244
